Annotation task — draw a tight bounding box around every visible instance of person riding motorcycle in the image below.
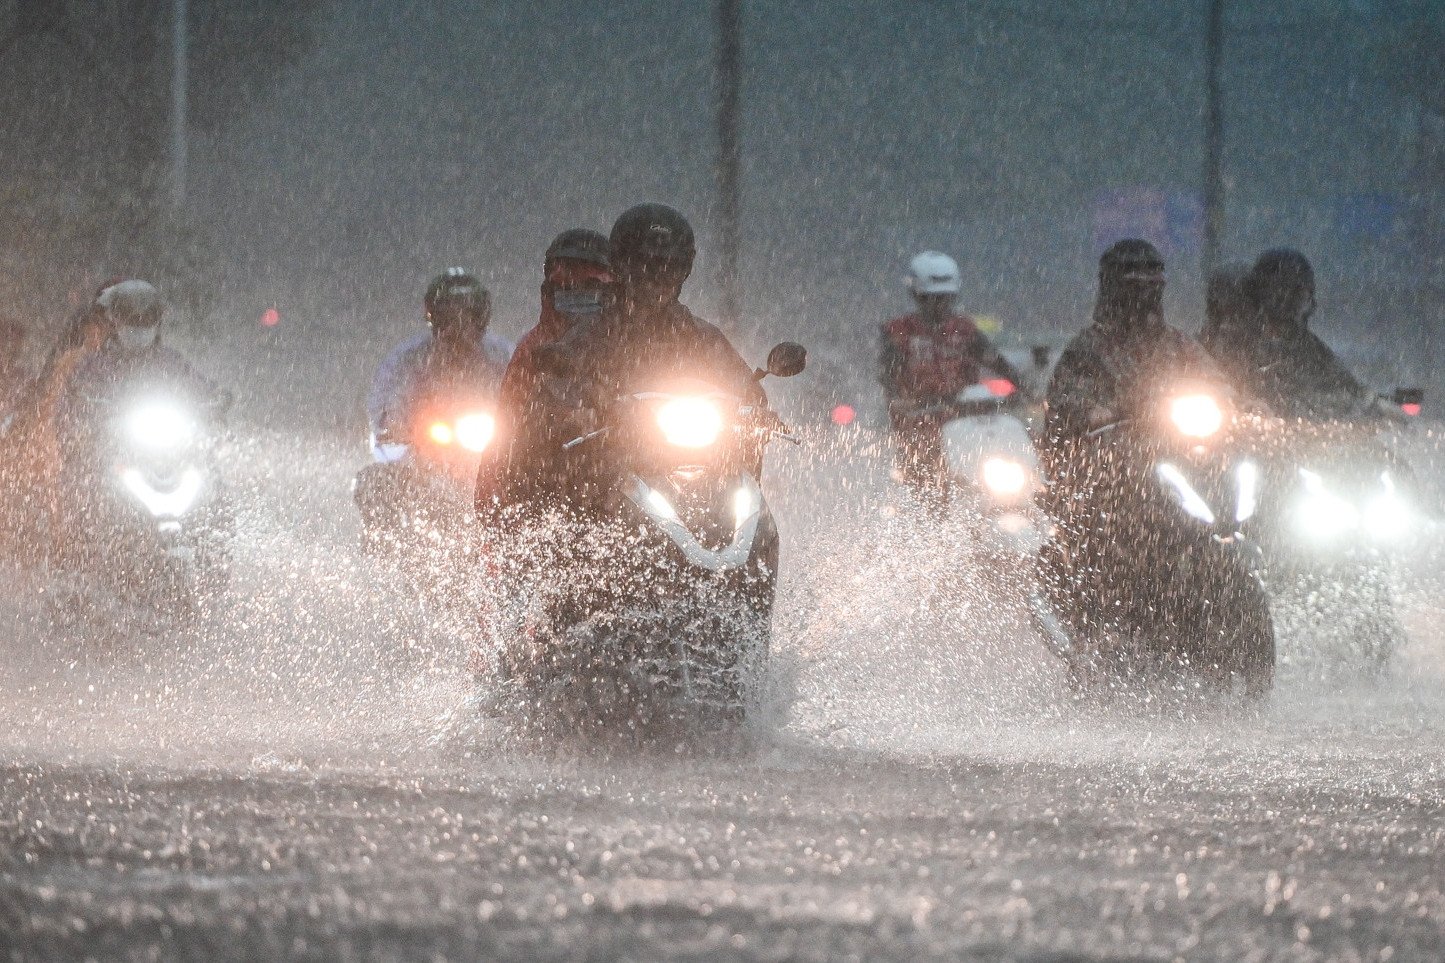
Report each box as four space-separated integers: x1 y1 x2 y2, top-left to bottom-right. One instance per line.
482 203 766 519
879 251 1027 493
365 269 513 450
1203 249 1383 422
0 280 115 547
53 280 226 562
496 230 613 426
1043 240 1226 451
355 269 513 540
1040 240 1230 560
1037 240 1274 694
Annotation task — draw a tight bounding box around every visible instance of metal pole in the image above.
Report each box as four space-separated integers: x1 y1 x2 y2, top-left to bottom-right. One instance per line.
1202 0 1224 280
715 0 742 328
170 0 188 206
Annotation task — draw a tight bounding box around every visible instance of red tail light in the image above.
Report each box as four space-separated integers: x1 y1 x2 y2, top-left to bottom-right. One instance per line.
983 378 1016 397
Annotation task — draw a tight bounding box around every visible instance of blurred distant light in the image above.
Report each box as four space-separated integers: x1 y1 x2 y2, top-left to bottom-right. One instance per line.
261 307 280 327
984 378 1016 398
831 404 856 426
975 314 1003 335
1402 402 1422 417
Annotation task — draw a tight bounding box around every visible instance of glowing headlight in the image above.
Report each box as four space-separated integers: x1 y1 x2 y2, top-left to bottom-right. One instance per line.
427 421 454 446
1363 472 1410 541
454 412 496 453
127 403 194 450
1168 394 1224 439
655 397 724 449
980 456 1029 497
1294 469 1357 539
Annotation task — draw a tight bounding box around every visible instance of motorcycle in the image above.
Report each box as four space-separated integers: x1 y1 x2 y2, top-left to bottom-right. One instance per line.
936 379 1047 557
1242 414 1422 668
353 389 496 557
498 342 806 733
1031 381 1276 699
62 389 232 609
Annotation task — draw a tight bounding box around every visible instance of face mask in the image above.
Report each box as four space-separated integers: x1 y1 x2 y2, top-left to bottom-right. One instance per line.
115 324 160 352
552 289 606 317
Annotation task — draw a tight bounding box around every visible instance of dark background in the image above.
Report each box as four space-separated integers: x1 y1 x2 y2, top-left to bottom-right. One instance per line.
1 0 1441 401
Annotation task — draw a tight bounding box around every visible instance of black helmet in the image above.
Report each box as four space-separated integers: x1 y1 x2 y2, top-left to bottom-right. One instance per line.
1248 248 1315 332
424 268 491 334
609 203 696 288
1094 239 1165 333
1099 238 1165 281
545 229 610 271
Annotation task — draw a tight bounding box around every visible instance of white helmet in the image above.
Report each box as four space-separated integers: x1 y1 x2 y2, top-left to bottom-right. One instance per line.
906 251 961 295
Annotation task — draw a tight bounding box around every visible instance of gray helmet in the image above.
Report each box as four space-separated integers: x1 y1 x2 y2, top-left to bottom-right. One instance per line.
97 279 163 328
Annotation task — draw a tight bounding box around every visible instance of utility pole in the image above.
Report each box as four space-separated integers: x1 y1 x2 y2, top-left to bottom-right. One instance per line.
1202 0 1224 280
170 0 189 207
715 0 743 328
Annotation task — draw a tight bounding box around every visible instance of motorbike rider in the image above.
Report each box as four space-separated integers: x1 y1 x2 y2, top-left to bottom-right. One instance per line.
880 251 1028 493
1039 240 1243 673
355 269 513 541
1204 248 1385 423
53 280 225 561
482 203 766 520
497 229 613 414
1043 239 1226 451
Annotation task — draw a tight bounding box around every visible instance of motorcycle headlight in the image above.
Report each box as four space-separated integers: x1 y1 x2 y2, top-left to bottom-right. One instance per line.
1294 469 1358 539
127 403 195 450
454 412 496 453
427 421 454 446
980 456 1029 497
1168 393 1224 440
1363 472 1410 541
655 397 724 449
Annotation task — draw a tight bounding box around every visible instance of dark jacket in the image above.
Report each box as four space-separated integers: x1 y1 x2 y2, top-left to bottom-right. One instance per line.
1044 321 1226 450
482 298 765 517
1202 325 1374 422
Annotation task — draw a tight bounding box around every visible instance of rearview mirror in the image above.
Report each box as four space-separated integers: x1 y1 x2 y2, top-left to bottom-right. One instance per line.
1031 345 1052 370
765 342 807 379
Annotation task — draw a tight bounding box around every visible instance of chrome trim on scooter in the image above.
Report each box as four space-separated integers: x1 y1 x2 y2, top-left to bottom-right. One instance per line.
624 474 762 572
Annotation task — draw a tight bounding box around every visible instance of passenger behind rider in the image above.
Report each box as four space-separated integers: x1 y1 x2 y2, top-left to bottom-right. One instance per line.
878 251 1028 493
355 269 513 542
1202 248 1389 423
478 229 614 517
481 203 765 521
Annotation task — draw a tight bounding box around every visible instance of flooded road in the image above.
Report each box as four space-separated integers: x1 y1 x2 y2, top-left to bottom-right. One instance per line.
1 422 1442 961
